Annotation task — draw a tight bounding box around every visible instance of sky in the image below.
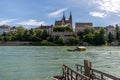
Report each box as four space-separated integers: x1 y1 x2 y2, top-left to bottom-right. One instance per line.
0 0 120 28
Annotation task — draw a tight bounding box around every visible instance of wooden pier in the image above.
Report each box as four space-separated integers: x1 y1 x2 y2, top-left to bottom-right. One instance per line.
53 60 120 80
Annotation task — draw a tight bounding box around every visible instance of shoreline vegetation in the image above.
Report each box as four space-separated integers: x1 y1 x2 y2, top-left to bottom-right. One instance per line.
0 41 119 46
0 26 120 46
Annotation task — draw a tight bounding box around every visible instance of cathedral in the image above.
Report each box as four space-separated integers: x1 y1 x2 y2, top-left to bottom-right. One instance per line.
54 12 72 27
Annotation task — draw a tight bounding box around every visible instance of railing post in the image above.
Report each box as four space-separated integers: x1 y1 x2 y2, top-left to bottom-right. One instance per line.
84 60 92 78
81 66 82 74
101 74 103 80
71 70 72 80
62 65 65 78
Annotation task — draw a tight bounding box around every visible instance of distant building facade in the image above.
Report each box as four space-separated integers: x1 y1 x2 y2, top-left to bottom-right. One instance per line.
75 22 93 33
105 25 115 37
51 32 74 41
55 12 72 27
37 25 53 34
0 25 11 34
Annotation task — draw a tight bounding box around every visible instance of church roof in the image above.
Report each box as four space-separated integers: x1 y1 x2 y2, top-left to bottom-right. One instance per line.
55 20 62 25
65 20 70 23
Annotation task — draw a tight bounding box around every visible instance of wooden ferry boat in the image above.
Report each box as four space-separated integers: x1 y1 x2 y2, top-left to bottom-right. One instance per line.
67 46 86 51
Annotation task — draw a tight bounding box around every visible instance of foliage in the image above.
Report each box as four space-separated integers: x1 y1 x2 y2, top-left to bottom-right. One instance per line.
40 29 49 40
108 32 115 43
115 24 120 41
83 27 95 35
77 31 84 41
83 33 94 45
41 40 49 45
55 36 65 45
93 28 106 46
0 25 119 46
53 26 73 32
67 36 79 45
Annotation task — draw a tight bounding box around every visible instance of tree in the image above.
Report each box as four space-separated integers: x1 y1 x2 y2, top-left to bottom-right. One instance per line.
47 36 54 42
53 26 65 32
35 29 42 41
83 27 94 35
67 37 79 45
53 26 73 32
108 32 115 43
83 33 94 45
93 28 106 46
41 40 49 45
115 24 120 41
15 26 25 41
55 36 65 45
41 29 49 40
65 26 73 32
77 30 84 41
23 30 31 41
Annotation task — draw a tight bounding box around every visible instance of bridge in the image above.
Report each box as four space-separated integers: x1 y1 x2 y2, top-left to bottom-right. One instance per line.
53 60 120 80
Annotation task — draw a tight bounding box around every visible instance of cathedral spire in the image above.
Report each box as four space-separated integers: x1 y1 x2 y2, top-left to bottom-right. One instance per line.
69 11 72 27
62 12 66 21
69 11 72 20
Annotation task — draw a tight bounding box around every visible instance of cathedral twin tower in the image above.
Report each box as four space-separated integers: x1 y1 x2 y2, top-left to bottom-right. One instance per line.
55 12 72 27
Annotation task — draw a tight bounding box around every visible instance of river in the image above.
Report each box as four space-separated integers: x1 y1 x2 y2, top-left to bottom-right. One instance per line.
0 46 120 80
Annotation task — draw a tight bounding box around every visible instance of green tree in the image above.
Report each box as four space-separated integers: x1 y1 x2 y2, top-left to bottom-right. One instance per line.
53 26 65 32
115 24 120 41
83 33 94 45
65 26 73 32
93 28 106 46
53 26 73 32
67 37 79 45
83 27 94 35
35 29 42 41
41 29 49 40
23 30 31 41
55 36 65 45
41 40 49 45
77 31 84 41
108 32 115 43
15 26 25 41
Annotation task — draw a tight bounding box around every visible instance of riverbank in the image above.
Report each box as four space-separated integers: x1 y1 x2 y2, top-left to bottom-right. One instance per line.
0 41 32 46
0 41 119 46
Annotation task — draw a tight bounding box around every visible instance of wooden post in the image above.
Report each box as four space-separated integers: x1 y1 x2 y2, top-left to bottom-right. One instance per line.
84 60 92 78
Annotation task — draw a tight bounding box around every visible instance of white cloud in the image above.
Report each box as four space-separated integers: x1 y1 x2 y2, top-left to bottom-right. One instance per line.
48 8 68 17
0 19 17 25
18 19 46 26
94 0 120 13
89 12 107 18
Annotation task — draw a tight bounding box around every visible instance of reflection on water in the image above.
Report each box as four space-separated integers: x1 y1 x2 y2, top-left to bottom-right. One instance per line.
0 46 119 80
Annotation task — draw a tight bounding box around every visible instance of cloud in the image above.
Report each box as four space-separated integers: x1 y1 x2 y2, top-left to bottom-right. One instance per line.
0 19 17 25
89 12 107 18
18 19 46 26
94 0 120 13
48 8 68 17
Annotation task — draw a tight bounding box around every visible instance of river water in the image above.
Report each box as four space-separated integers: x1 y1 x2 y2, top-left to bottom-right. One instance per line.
0 46 120 80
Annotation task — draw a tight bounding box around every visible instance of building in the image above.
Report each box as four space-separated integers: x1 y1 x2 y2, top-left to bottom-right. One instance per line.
37 25 53 34
55 12 72 27
0 25 11 35
105 25 115 37
51 32 74 41
75 22 93 33
94 26 106 32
